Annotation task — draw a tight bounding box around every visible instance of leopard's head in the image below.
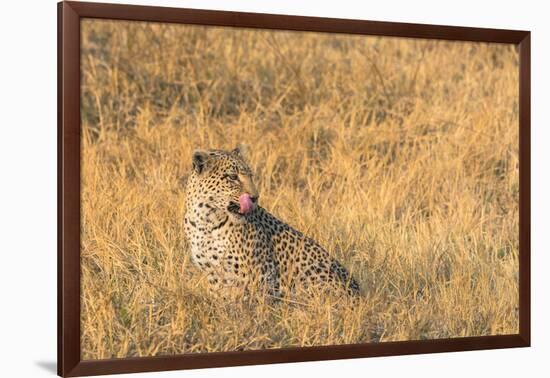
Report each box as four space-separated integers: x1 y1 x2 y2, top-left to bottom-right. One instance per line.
187 146 259 217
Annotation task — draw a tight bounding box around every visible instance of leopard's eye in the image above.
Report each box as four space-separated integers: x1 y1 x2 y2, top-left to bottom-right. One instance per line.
226 173 239 181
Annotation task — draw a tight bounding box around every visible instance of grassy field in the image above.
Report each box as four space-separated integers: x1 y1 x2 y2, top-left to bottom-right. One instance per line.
80 19 519 360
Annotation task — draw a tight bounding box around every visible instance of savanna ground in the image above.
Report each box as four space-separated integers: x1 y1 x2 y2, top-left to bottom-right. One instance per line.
80 19 519 360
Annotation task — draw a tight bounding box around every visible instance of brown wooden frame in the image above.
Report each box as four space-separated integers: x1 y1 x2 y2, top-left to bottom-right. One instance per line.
58 1 531 376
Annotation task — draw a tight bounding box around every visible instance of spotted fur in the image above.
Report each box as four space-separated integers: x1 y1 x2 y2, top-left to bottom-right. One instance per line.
184 146 360 300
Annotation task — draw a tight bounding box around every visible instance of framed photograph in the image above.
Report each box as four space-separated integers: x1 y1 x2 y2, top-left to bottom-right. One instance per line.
58 1 530 376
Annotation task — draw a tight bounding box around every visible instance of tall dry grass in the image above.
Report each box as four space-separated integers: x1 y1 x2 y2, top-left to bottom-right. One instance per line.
80 19 519 360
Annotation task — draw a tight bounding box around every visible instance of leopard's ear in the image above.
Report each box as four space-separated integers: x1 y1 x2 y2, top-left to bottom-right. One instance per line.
232 144 249 160
192 150 209 174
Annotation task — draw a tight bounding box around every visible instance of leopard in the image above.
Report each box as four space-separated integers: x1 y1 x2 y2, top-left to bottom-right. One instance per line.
183 146 360 301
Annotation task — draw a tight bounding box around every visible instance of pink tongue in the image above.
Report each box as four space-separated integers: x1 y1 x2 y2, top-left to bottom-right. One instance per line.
239 193 254 214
